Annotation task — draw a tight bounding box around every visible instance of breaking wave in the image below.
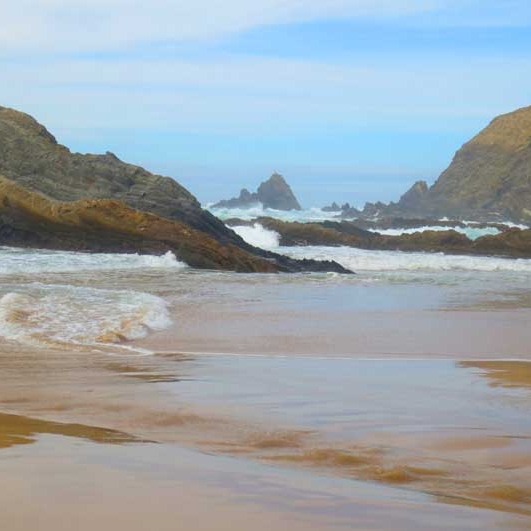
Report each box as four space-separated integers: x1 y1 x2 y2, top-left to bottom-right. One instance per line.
0 285 172 353
372 226 501 240
280 246 531 273
231 224 280 250
0 248 186 276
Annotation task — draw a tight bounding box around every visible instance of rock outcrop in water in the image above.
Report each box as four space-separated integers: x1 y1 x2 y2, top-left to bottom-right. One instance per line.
0 176 351 273
359 105 531 223
213 173 302 211
0 106 349 273
227 217 531 259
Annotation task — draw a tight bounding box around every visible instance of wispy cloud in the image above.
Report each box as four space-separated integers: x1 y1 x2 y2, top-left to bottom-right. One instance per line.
3 0 531 55
0 0 463 53
4 54 530 134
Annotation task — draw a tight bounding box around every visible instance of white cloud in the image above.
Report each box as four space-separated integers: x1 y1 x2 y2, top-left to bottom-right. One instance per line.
3 0 530 55
0 0 440 52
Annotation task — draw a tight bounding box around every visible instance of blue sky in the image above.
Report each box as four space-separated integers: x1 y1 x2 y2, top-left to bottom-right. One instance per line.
2 0 531 207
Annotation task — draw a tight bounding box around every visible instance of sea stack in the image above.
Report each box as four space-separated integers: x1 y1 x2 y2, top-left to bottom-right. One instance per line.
213 173 302 211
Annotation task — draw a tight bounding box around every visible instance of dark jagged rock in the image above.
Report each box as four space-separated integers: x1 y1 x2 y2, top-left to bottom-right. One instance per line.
250 217 531 259
322 202 341 212
211 188 258 209
0 106 350 274
213 173 301 211
322 201 361 218
358 201 388 219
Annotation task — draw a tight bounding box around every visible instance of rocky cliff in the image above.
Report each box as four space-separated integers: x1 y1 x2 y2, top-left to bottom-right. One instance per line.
213 173 302 210
0 105 235 242
427 105 531 222
366 106 531 223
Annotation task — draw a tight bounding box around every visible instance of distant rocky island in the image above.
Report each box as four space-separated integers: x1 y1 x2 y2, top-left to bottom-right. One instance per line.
213 173 301 211
337 105 531 224
0 105 347 274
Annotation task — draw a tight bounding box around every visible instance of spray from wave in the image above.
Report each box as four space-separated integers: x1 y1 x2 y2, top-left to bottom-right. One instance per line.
231 224 280 250
209 204 351 223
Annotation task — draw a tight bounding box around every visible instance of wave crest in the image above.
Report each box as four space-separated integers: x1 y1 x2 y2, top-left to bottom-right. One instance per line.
0 248 186 276
0 286 172 353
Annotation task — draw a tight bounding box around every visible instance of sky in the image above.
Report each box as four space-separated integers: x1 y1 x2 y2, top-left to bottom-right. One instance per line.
1 0 531 207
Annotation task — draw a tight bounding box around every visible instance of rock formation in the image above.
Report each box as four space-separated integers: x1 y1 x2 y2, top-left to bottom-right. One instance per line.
0 105 349 273
229 217 531 259
0 176 350 273
360 105 531 223
0 105 233 242
213 173 301 210
322 202 341 212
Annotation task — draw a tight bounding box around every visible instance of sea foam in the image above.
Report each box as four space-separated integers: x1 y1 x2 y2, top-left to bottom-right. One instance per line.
280 246 531 273
0 248 186 275
0 285 172 353
372 226 501 240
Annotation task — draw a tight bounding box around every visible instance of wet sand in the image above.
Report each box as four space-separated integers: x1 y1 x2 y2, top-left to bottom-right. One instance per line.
1 414 530 531
1 339 531 527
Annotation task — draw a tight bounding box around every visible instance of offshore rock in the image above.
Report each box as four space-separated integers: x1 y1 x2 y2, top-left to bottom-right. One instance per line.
213 173 302 211
0 176 352 273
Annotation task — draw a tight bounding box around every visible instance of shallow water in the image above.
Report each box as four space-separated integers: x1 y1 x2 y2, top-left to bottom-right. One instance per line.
1 244 531 527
